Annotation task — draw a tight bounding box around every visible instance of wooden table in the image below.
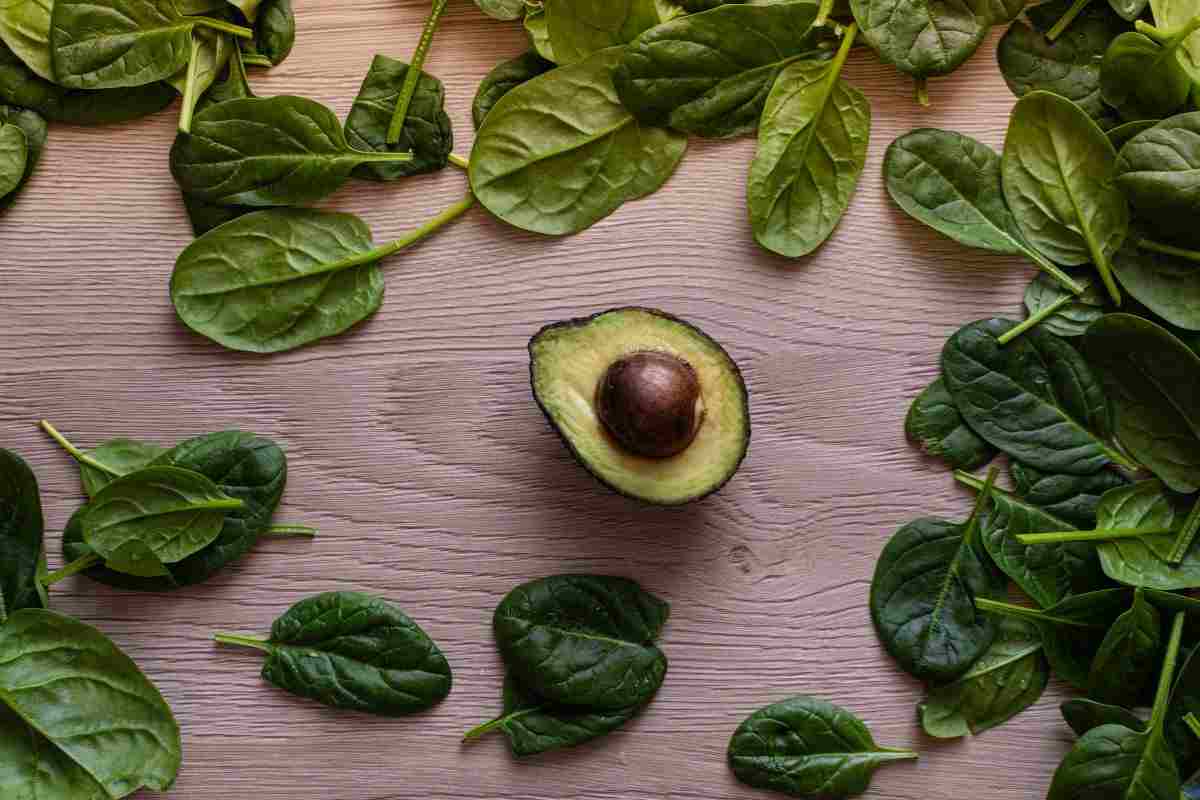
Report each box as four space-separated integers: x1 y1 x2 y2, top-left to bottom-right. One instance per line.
0 3 1073 798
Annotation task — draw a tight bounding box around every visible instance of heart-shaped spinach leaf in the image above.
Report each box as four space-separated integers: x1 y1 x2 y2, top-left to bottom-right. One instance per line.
851 0 989 78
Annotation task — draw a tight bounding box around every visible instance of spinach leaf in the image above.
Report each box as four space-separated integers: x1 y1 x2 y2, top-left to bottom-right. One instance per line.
195 42 253 114
1084 314 1200 493
544 0 677 65
0 104 45 213
1061 698 1144 735
728 695 917 797
0 609 181 798
171 199 473 352
1101 29 1197 122
0 702 109 799
170 96 414 207
168 28 235 133
524 6 556 63
470 47 686 236
475 0 527 21
1023 271 1106 338
214 591 452 716
613 1 830 139
1116 112 1200 248
1107 119 1157 149
77 439 167 498
61 430 290 591
0 0 52 80
493 575 669 711
241 0 293 67
884 128 1084 292
1151 0 1200 83
1088 480 1200 591
850 0 989 79
748 25 869 257
0 122 24 200
1088 588 1162 706
1167 645 1200 778
957 470 1108 608
1002 91 1129 304
50 0 252 89
0 39 175 124
1111 239 1200 331
905 378 997 471
942 318 1131 476
464 673 641 756
1009 461 1129 528
976 588 1132 689
345 54 453 181
472 50 555 130
996 2 1128 128
0 450 44 620
919 617 1048 738
1047 611 1186 800
870 473 1007 683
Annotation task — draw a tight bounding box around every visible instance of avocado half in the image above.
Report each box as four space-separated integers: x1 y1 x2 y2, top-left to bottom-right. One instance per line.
529 307 751 505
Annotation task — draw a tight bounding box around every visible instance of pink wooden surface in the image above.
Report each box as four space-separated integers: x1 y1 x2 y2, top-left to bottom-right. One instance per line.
0 3 1072 798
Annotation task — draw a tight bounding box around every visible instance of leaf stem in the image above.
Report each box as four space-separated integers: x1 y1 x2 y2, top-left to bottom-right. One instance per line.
377 193 477 260
38 420 117 477
815 0 836 26
193 16 254 39
462 717 508 741
40 553 101 586
1047 0 1092 40
998 294 1074 345
386 0 449 144
261 524 318 538
914 78 930 107
213 632 273 653
1150 612 1186 731
1137 237 1200 263
1168 498 1200 565
1023 249 1087 295
975 597 1045 623
448 152 470 171
1017 527 1177 545
351 149 415 164
964 466 999 547
178 35 204 135
1185 712 1200 741
830 22 858 74
242 54 273 68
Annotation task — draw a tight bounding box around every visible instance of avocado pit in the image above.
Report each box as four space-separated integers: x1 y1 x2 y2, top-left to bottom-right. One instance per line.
596 351 704 459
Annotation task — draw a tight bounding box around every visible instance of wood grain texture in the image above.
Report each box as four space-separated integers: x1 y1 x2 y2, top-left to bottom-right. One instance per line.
0 3 1077 798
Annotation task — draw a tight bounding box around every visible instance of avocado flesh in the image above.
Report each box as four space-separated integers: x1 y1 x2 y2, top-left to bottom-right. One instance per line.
530 308 750 505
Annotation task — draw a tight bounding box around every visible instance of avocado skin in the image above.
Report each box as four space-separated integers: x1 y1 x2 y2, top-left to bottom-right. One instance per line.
528 307 751 506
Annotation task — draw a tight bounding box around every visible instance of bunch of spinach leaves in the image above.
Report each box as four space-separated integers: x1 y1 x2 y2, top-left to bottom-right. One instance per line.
465 575 671 757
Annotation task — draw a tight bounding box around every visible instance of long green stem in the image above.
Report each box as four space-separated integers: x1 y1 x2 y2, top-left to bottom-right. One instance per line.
386 0 450 144
349 149 415 164
1017 527 1178 545
193 16 254 39
1047 0 1093 40
448 153 469 171
213 632 273 653
975 597 1046 624
1168 498 1200 565
998 294 1074 345
1138 237 1200 264
1151 613 1186 731
1185 713 1200 741
375 193 477 259
39 420 117 476
261 524 318 538
178 35 204 135
40 554 102 586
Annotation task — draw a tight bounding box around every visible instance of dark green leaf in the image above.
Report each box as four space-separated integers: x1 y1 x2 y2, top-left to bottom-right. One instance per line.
0 104 45 213
1062 698 1144 736
906 379 996 471
242 0 293 66
1084 314 1200 493
493 575 669 711
1111 239 1200 332
851 0 989 77
728 695 917 797
0 449 43 618
472 50 554 130
942 318 1126 476
1010 461 1129 528
1116 112 1200 248
919 617 1048 738
470 47 687 235
613 2 829 138
170 95 413 207
1088 589 1161 705
218 591 452 716
0 609 181 798
344 54 453 180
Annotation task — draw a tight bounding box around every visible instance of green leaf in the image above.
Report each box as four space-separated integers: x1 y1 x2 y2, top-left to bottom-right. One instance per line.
493 575 670 711
472 50 555 130
1116 112 1200 249
1084 314 1200 493
344 54 453 181
0 39 175 125
1111 239 1200 332
1023 271 1107 338
0 450 44 618
1088 588 1162 705
1101 31 1195 121
1009 461 1129 528
77 438 168 497
941 318 1128 476
81 465 243 574
475 0 527 21
0 122 24 200
215 591 452 716
870 476 1007 683
170 95 413 207
747 27 870 257
0 0 51 80
850 0 990 77
1061 698 1145 736
919 617 1048 738
242 0 293 67
524 6 556 62
728 695 917 797
905 379 996 471
1107 119 1157 149
50 0 250 89
1002 91 1129 303
1088 481 1200 590
465 673 642 757
0 609 181 798
0 104 45 213
613 1 830 139
470 47 687 236
544 0 677 65
1151 0 1200 82
167 28 235 132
